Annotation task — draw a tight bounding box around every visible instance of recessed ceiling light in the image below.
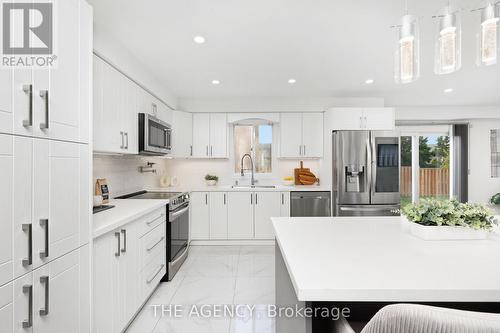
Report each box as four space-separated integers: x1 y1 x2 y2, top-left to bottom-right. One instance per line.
193 36 206 44
288 79 296 84
365 79 374 84
444 88 454 93
211 80 220 85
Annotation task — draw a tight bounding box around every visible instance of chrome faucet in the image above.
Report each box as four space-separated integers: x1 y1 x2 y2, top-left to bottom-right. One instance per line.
240 153 256 186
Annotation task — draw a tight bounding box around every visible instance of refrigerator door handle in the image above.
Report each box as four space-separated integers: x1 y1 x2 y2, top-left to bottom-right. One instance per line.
366 134 373 198
370 135 377 197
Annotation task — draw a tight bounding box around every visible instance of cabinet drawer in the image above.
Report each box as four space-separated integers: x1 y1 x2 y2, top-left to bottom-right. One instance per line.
141 254 166 299
137 207 166 237
141 222 166 269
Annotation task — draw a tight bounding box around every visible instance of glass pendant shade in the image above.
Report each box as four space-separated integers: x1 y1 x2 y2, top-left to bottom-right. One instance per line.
434 8 461 74
395 15 420 84
477 2 499 66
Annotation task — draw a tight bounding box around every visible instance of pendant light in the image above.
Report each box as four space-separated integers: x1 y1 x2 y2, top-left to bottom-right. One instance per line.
475 2 500 66
433 3 461 75
394 1 420 84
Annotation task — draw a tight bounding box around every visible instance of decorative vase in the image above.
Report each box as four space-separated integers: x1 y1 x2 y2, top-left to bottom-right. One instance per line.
206 180 217 186
401 216 489 240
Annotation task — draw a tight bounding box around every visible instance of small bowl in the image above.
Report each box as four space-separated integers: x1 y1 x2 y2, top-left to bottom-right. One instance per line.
282 180 294 186
206 180 218 186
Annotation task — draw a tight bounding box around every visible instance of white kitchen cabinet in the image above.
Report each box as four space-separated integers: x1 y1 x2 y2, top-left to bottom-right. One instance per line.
280 192 290 217
0 134 14 286
209 113 228 158
280 113 323 158
192 113 210 158
227 192 254 239
171 110 193 158
329 108 395 130
209 192 228 239
302 113 324 158
254 192 281 239
190 192 210 239
0 0 91 144
156 98 173 126
5 247 88 333
192 113 228 158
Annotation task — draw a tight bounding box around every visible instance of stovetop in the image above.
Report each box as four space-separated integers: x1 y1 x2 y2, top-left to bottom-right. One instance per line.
116 190 189 210
126 191 182 200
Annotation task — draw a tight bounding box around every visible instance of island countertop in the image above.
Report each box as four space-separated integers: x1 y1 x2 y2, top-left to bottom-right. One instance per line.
271 216 500 303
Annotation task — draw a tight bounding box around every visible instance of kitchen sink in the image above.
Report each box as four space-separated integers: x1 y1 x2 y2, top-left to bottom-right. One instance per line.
231 185 276 189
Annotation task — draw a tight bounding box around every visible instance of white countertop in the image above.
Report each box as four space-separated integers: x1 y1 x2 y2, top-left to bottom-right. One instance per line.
93 199 168 239
147 185 331 192
272 216 500 302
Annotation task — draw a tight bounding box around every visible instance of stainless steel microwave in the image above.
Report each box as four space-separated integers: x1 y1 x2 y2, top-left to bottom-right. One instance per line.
138 113 172 155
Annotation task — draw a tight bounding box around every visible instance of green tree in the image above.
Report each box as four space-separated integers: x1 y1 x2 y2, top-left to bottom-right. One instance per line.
419 137 433 168
434 136 450 168
401 137 412 166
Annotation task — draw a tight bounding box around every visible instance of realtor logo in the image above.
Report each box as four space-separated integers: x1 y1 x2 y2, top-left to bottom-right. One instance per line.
1 1 56 67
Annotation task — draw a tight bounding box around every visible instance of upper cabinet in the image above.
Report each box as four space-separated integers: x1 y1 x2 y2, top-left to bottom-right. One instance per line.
192 113 228 158
171 111 193 158
329 108 395 131
93 56 172 154
280 112 324 158
0 0 91 144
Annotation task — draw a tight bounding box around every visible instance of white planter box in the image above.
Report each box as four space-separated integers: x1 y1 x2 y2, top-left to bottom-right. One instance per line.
402 216 489 241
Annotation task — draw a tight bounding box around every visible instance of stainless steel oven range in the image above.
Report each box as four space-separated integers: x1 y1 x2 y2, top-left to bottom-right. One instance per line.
116 191 189 281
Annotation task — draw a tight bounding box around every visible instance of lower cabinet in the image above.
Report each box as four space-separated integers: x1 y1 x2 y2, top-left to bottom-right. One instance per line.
93 207 166 333
190 191 290 241
0 245 90 333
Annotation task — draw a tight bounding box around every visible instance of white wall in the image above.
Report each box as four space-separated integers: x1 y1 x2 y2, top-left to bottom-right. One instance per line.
93 155 169 198
468 119 500 203
93 22 177 109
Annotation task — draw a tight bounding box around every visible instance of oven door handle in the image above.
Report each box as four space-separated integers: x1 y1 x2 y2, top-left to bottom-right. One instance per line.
169 205 189 221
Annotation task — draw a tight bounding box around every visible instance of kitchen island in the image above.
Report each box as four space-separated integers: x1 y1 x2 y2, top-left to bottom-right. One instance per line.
271 217 500 333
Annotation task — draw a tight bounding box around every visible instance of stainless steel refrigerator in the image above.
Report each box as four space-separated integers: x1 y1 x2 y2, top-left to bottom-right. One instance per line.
332 130 400 216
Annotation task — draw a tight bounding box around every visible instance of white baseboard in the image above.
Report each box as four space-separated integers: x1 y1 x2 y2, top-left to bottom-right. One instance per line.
190 239 275 246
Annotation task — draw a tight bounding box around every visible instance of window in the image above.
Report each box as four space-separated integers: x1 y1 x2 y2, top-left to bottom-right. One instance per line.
399 126 451 209
234 124 273 174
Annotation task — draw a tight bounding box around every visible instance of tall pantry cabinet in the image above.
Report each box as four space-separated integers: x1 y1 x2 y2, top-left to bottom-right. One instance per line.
0 1 93 332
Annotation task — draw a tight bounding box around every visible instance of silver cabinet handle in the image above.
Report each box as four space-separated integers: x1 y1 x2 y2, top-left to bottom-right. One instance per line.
206 145 209 156
205 193 208 205
146 213 164 226
120 132 124 149
210 146 213 156
22 284 33 328
281 193 284 205
223 193 226 205
190 145 193 156
39 219 49 259
22 224 32 266
250 193 253 205
299 145 302 156
39 90 49 129
147 264 165 284
255 193 258 205
114 232 121 257
22 84 33 127
39 276 49 316
303 145 306 156
121 229 127 253
147 236 165 252
125 132 129 149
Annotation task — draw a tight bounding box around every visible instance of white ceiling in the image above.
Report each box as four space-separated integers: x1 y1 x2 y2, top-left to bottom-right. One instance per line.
89 0 500 106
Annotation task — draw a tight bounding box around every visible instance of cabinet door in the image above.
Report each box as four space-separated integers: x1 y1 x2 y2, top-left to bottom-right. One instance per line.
190 192 210 239
209 192 228 239
227 192 254 239
32 140 85 268
171 110 193 158
330 108 364 130
93 232 120 333
280 113 302 158
33 249 80 333
124 78 138 154
254 192 281 239
0 67 13 134
0 134 13 286
280 192 290 217
302 113 323 158
13 136 33 280
157 101 173 126
209 113 227 158
192 114 210 158
47 0 81 142
363 108 395 130
118 224 139 328
0 282 13 333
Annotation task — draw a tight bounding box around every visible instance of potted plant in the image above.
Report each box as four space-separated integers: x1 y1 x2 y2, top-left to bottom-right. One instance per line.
401 199 497 240
204 174 219 186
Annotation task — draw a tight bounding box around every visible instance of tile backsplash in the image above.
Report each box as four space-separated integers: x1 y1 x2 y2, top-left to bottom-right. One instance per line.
93 154 168 197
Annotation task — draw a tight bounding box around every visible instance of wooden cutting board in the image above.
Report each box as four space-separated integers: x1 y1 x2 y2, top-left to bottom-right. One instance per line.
294 161 310 185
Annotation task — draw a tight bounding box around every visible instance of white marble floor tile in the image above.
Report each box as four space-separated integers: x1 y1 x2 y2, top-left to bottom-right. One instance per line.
153 315 231 333
126 300 162 333
171 276 237 305
233 277 275 305
190 245 242 256
239 246 274 256
182 253 239 277
229 304 275 333
148 276 185 305
237 254 275 278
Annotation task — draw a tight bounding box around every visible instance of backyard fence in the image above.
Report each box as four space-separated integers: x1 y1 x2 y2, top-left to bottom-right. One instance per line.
400 166 449 197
